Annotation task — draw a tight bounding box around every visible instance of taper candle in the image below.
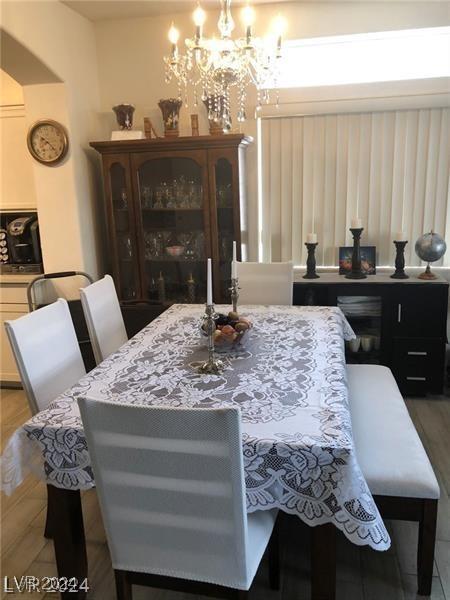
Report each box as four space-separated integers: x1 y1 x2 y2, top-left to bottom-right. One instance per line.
231 241 237 279
207 258 213 305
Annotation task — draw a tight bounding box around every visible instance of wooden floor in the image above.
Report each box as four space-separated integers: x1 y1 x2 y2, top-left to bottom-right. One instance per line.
1 388 449 600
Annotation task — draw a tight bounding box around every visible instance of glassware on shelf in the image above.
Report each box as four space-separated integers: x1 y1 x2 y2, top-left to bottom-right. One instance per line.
141 186 152 209
120 234 132 258
157 271 166 303
187 273 196 303
184 233 197 260
161 181 172 208
195 231 205 258
217 183 232 207
153 186 164 209
115 188 128 210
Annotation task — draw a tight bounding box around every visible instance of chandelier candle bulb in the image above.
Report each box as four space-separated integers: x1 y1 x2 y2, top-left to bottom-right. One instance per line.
242 5 255 44
193 5 206 44
168 24 180 61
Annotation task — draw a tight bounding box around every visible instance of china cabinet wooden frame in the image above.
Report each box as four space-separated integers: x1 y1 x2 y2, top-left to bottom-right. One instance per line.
91 135 252 325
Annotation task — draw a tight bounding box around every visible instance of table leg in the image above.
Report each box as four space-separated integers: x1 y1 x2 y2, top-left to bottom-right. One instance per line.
311 523 336 600
47 485 88 600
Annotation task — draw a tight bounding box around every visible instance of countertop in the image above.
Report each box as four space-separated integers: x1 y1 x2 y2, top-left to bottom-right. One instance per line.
0 273 38 285
293 271 449 284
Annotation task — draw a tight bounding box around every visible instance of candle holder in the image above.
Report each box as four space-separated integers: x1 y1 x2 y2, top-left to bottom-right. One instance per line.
196 304 224 374
229 277 240 313
345 228 367 279
391 241 409 279
303 243 320 279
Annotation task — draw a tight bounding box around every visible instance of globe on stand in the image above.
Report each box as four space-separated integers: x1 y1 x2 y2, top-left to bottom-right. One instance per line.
415 231 447 280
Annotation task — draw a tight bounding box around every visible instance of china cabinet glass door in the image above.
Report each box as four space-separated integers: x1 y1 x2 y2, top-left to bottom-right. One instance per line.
209 149 241 302
107 157 140 301
133 152 210 305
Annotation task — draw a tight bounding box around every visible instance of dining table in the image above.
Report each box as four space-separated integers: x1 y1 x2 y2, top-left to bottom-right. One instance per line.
1 304 391 599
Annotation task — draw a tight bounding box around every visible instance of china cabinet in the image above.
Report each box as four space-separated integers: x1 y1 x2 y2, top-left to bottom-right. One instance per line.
91 135 251 332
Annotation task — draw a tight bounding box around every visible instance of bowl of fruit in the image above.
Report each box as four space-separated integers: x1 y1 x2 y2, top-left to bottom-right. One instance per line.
201 311 253 350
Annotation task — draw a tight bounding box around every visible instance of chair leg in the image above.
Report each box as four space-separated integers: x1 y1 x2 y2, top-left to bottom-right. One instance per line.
268 520 280 590
114 570 132 600
417 499 438 596
44 487 53 538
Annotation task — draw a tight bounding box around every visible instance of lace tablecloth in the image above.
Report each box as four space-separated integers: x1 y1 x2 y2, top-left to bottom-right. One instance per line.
1 304 390 550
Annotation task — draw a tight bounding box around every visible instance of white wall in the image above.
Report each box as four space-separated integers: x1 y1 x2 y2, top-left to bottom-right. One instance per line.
0 70 37 210
1 0 103 276
95 1 450 259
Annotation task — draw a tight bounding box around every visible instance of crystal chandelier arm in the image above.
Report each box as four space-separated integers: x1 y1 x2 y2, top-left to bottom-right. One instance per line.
218 0 235 38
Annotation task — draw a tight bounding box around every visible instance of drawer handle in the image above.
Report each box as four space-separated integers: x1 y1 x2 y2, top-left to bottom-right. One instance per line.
397 303 402 323
407 351 428 356
406 376 426 381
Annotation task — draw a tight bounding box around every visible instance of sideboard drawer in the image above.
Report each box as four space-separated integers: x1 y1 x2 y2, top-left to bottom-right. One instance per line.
392 337 446 395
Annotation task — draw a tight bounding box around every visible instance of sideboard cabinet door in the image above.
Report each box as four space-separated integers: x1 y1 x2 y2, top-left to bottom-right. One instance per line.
392 285 448 338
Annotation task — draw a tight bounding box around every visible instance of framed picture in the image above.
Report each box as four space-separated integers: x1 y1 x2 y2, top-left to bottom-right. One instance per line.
339 246 376 275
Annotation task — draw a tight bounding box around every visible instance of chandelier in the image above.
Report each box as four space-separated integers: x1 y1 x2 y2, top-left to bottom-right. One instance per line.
164 1 287 131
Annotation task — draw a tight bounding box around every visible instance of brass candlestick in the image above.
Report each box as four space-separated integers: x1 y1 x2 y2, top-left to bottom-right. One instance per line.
229 277 240 313
196 304 224 374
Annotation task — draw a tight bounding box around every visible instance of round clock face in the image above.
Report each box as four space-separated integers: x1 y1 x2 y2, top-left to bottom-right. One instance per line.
27 120 69 165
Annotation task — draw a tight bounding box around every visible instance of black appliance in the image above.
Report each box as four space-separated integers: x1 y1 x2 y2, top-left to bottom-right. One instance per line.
0 211 43 274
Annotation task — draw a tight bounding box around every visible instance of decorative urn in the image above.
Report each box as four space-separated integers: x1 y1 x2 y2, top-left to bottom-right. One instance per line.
158 98 182 137
112 104 135 130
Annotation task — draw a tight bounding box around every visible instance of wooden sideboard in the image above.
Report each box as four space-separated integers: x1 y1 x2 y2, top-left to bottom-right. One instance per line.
294 274 449 396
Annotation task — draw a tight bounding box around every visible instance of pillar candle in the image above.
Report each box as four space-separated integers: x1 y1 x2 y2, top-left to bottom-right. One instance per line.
207 258 213 305
395 231 407 241
351 218 362 228
306 233 317 244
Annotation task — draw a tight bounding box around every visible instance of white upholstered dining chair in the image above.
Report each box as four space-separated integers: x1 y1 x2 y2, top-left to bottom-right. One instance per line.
77 399 279 600
5 298 86 539
5 298 86 415
80 274 128 364
236 261 294 305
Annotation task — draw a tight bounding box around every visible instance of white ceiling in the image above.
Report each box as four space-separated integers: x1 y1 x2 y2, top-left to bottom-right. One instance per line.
62 0 440 23
62 0 287 22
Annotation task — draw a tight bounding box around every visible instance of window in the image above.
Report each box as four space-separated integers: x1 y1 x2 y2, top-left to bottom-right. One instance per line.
260 108 449 267
274 27 450 88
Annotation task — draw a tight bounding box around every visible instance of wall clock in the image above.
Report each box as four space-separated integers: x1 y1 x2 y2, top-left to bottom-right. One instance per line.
27 119 69 166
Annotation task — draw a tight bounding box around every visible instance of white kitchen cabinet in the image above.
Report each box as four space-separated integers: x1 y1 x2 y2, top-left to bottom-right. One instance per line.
0 279 31 385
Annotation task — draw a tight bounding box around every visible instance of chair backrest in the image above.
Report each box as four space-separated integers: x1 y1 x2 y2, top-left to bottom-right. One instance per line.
80 275 128 364
236 261 293 305
77 399 250 589
5 298 86 415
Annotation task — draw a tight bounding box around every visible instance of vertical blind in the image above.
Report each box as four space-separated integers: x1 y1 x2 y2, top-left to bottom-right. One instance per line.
260 108 450 267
